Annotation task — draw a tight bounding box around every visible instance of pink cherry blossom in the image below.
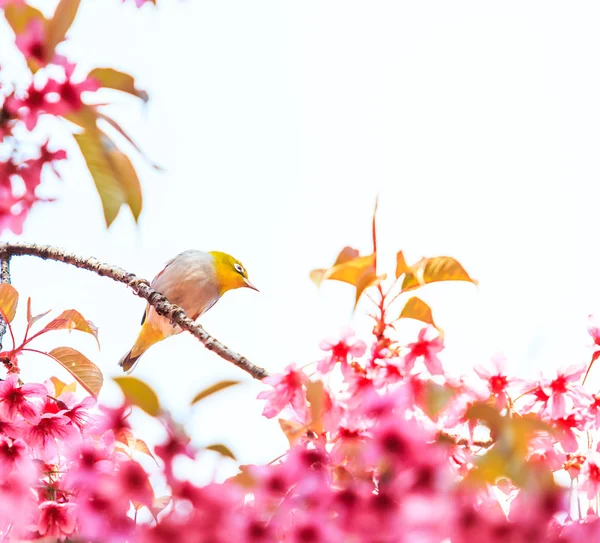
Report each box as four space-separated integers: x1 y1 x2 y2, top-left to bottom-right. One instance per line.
581 454 600 499
37 501 76 540
404 327 445 375
15 19 46 64
0 435 27 475
27 411 79 461
541 364 591 419
474 354 512 409
257 363 309 420
0 374 46 422
318 327 366 374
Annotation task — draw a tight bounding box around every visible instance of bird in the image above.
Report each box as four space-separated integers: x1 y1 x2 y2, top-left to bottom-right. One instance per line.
118 250 258 374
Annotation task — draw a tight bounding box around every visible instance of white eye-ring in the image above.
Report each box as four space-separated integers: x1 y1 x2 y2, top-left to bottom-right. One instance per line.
234 263 245 274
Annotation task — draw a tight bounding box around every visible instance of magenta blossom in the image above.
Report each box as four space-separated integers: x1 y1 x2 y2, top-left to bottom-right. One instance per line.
318 327 366 374
581 453 600 499
0 374 46 422
257 363 309 421
404 327 444 375
474 354 512 409
37 501 76 540
541 364 591 419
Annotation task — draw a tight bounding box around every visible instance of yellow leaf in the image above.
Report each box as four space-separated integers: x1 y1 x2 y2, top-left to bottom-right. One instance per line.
401 256 477 293
4 3 46 34
45 0 81 61
395 251 410 278
88 68 149 102
278 419 307 447
324 254 376 286
227 465 256 488
50 376 67 397
354 268 382 308
421 381 456 419
206 443 236 460
73 130 126 227
190 380 240 405
42 309 100 348
306 380 324 435
113 376 160 417
109 150 143 221
0 284 18 323
115 428 158 464
48 347 103 398
397 296 436 327
309 268 326 287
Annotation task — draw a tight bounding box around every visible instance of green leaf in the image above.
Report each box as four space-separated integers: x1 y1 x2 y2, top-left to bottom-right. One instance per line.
45 0 81 61
191 380 240 405
0 284 18 323
397 296 436 327
42 309 100 348
206 443 236 460
113 376 161 417
74 129 126 226
88 68 149 102
48 346 103 398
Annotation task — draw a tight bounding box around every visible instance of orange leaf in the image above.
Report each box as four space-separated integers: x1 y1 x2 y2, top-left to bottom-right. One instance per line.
190 380 240 405
47 347 103 398
50 376 67 397
45 0 81 61
401 256 477 292
113 376 160 417
397 296 436 327
88 68 149 102
278 419 307 447
325 254 376 286
306 380 324 435
42 309 100 348
395 251 410 278
115 428 158 464
227 465 256 488
354 268 382 308
26 298 50 327
334 247 360 266
205 443 236 460
0 284 18 323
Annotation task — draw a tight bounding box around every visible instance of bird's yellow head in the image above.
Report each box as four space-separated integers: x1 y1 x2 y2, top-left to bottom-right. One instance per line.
209 251 258 295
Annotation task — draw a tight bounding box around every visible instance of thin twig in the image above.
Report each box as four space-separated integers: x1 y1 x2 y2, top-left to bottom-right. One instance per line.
0 256 11 350
0 242 269 381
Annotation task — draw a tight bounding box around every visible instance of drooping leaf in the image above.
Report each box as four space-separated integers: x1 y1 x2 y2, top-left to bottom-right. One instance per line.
278 419 306 447
0 284 18 323
88 68 149 102
395 251 410 278
206 443 236 460
108 149 142 221
113 376 160 417
47 347 103 398
191 380 240 406
97 111 163 170
73 130 126 226
401 256 477 293
397 296 436 327
26 298 51 327
42 309 100 348
306 380 324 435
45 0 81 61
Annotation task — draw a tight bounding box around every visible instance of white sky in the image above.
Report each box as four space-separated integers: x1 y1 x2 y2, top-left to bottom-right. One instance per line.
2 0 600 478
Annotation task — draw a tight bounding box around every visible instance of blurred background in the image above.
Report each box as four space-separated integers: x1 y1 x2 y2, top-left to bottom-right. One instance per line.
2 0 600 481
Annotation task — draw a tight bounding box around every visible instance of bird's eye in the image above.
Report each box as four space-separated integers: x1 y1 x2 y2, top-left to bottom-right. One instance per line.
234 263 245 274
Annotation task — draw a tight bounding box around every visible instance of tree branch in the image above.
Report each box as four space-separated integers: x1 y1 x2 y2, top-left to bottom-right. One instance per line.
0 256 11 350
0 242 269 381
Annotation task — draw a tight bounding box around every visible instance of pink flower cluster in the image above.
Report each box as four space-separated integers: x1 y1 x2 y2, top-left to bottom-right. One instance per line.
0 373 155 541
0 12 98 234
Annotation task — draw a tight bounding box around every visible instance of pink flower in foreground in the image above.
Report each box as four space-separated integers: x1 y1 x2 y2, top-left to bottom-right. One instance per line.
541 364 591 419
6 80 56 131
28 411 78 461
404 327 444 375
318 327 366 374
474 355 511 409
0 436 27 475
15 19 46 64
581 454 600 499
37 501 76 540
0 374 46 422
257 363 309 420
45 74 99 115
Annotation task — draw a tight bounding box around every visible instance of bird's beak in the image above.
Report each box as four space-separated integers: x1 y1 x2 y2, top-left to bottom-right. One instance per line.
244 278 259 292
